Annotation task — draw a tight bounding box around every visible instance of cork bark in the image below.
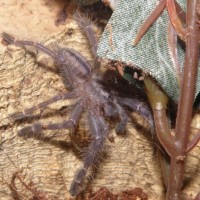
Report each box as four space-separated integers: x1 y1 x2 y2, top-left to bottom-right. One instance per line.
0 1 199 199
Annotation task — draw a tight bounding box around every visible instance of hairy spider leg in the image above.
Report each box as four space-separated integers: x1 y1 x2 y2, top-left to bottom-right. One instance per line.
117 97 154 133
2 33 93 83
68 101 83 134
74 12 98 58
10 92 78 120
18 101 83 136
113 101 128 135
18 121 74 137
69 112 108 196
103 103 115 118
2 33 57 59
56 48 92 79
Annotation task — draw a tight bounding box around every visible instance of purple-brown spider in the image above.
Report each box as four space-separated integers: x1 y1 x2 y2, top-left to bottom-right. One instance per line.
2 13 154 196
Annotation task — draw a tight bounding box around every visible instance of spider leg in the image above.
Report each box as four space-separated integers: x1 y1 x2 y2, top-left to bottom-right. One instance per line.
117 97 155 133
103 100 128 134
69 112 108 196
103 103 115 118
58 48 92 78
113 101 128 135
74 12 98 58
18 100 83 137
2 33 57 59
10 92 78 120
2 32 92 82
18 121 74 137
68 100 83 134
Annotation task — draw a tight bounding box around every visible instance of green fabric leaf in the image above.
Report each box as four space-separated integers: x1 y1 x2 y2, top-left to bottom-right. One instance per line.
97 0 200 102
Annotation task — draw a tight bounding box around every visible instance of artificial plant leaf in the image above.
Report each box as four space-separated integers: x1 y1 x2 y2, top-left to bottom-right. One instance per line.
97 0 200 102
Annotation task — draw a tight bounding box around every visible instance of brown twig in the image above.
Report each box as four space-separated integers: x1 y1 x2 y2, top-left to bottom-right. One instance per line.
166 1 200 199
136 0 200 199
194 191 200 200
143 77 176 156
133 0 166 46
143 76 172 190
186 129 200 153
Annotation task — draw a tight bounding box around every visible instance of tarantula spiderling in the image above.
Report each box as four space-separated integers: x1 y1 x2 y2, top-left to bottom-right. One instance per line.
2 12 153 196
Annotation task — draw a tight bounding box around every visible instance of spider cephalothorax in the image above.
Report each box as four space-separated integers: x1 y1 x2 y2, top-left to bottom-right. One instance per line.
2 13 153 196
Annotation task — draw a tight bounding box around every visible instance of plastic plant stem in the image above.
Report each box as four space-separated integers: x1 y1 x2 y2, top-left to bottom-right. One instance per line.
194 191 200 200
133 0 187 46
133 0 166 46
144 77 176 155
157 149 170 187
167 0 185 40
167 20 181 83
143 76 174 187
166 1 200 199
186 130 200 153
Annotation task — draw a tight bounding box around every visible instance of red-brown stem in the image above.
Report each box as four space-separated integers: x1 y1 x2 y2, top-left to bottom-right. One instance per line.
166 1 200 199
194 191 200 200
153 109 176 156
143 77 174 189
186 130 200 153
157 149 170 187
166 0 186 41
133 0 166 46
168 21 181 83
